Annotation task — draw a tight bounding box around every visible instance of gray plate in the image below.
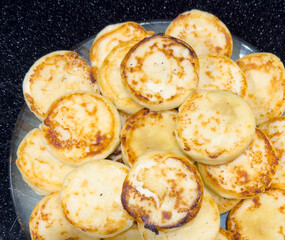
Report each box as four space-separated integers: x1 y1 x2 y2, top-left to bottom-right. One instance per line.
9 20 258 239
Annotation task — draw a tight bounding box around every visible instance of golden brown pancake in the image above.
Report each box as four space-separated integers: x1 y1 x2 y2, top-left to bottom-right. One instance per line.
23 50 99 121
121 34 199 111
215 228 234 240
41 91 121 166
104 223 143 240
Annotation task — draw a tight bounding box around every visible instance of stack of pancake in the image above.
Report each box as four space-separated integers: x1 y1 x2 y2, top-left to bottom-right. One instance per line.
16 9 285 240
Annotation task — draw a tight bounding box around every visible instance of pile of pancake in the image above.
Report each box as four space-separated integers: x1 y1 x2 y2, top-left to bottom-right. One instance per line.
17 9 285 240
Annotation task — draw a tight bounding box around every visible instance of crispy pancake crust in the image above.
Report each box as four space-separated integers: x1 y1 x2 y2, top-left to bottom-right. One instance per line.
121 152 203 233
90 22 151 80
236 53 285 125
165 9 233 57
16 129 74 195
227 188 285 240
60 160 133 238
216 228 234 240
198 129 278 199
23 50 99 121
121 34 199 111
176 90 255 165
121 108 190 167
41 92 121 166
138 189 220 240
198 54 247 98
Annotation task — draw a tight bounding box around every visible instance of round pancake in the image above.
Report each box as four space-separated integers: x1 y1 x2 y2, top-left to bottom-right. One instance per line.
105 223 143 240
121 108 191 167
41 91 121 166
216 228 234 240
121 34 199 111
236 53 285 125
99 40 143 114
227 188 285 240
138 189 220 240
16 128 74 195
206 187 240 214
23 50 99 121
60 160 133 238
90 22 151 80
198 128 278 199
121 151 203 233
29 191 97 240
259 116 285 189
175 89 256 165
198 54 247 98
165 9 233 57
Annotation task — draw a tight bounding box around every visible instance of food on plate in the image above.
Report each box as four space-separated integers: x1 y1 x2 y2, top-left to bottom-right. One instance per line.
90 22 152 80
165 9 233 57
236 53 285 125
227 188 285 240
198 129 278 199
60 160 133 238
16 128 74 195
137 189 220 240
23 50 99 121
105 223 143 240
215 228 234 240
121 34 199 111
41 91 121 166
259 116 285 189
99 40 143 114
121 108 190 167
29 191 98 240
121 151 203 233
198 54 248 98
175 89 256 165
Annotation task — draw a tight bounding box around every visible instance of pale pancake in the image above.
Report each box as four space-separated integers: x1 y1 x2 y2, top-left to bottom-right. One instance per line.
90 22 151 80
121 108 191 167
176 90 255 165
198 129 278 199
121 151 203 233
138 189 220 240
99 40 143 114
206 187 240 214
121 34 199 111
165 9 233 57
215 228 234 240
104 223 143 240
227 188 285 240
259 116 285 189
41 92 121 166
236 53 285 125
60 160 133 238
198 54 247 98
29 191 97 240
23 50 99 121
16 128 74 195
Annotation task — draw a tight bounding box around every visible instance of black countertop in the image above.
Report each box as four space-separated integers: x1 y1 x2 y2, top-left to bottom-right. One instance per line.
1 1 284 239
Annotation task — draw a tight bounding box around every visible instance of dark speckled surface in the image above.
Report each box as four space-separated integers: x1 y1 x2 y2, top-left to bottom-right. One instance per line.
0 1 284 239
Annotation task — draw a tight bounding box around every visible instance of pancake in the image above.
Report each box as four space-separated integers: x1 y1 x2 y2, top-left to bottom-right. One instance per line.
104 223 143 240
23 50 99 121
165 9 233 57
121 108 191 167
198 129 278 199
16 128 74 195
41 91 121 166
259 116 285 189
60 160 133 238
236 53 285 125
227 188 285 240
121 151 203 233
90 22 151 80
29 191 97 240
215 228 234 240
198 54 247 98
138 189 220 240
99 40 143 114
175 89 256 165
121 34 199 111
